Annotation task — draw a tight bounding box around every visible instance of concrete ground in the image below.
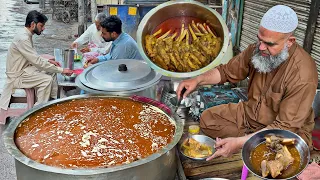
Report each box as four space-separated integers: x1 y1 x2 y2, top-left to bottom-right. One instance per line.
0 0 82 179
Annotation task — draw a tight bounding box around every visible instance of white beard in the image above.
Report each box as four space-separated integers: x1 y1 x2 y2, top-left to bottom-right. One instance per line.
251 44 289 73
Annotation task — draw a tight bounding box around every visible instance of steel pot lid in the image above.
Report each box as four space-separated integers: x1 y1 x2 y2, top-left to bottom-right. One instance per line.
75 77 155 95
78 59 162 91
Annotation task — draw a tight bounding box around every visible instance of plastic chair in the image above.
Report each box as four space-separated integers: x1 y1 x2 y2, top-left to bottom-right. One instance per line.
0 88 35 124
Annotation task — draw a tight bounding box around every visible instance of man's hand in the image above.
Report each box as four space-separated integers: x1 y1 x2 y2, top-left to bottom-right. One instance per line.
206 136 248 161
71 42 78 48
176 77 200 100
83 62 92 69
62 69 73 76
48 59 61 67
85 57 99 65
80 47 90 53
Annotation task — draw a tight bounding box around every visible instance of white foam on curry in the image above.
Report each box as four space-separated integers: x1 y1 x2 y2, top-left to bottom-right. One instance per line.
15 98 176 168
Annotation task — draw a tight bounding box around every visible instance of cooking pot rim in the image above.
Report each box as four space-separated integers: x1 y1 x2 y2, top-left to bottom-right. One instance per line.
3 94 184 175
136 0 230 78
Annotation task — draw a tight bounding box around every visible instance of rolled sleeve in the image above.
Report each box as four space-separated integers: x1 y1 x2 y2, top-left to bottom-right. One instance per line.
16 39 63 73
217 44 255 84
97 54 111 62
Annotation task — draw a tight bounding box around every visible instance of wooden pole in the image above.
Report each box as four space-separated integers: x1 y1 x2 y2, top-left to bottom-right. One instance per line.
91 0 97 23
303 0 320 53
49 0 54 9
39 0 45 9
78 0 85 35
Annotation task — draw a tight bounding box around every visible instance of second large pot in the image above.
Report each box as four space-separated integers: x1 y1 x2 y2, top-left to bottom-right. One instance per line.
137 0 230 78
76 59 162 99
3 95 184 180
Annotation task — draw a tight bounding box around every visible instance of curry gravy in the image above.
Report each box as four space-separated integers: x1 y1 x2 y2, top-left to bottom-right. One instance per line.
15 98 175 168
250 142 300 179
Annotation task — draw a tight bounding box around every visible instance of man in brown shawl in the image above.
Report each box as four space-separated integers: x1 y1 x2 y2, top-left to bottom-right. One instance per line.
176 5 318 160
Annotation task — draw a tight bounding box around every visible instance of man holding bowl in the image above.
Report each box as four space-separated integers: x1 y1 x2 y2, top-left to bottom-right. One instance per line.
176 5 318 160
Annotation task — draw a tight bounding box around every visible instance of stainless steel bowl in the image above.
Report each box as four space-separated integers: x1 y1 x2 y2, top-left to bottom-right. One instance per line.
136 0 230 78
64 73 77 81
242 129 310 180
169 96 191 118
179 134 216 161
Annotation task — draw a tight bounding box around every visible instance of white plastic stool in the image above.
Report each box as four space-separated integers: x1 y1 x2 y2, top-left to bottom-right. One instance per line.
0 88 35 124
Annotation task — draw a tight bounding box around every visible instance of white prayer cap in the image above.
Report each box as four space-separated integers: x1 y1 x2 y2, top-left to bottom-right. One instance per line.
260 5 298 33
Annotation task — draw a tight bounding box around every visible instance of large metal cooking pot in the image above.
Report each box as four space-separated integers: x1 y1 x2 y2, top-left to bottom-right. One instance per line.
76 59 162 99
3 95 184 180
137 0 230 78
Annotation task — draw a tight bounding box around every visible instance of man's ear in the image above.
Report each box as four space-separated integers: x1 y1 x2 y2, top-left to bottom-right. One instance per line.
287 36 296 48
30 21 35 29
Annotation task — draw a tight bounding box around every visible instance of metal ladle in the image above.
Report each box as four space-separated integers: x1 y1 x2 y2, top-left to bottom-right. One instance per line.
174 87 187 113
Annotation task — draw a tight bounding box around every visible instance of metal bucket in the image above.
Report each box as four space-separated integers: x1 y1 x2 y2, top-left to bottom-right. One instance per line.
3 95 184 180
63 49 75 70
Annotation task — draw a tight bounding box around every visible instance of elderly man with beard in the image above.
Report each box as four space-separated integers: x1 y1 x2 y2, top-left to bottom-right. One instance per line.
0 10 73 110
70 13 112 54
176 5 318 160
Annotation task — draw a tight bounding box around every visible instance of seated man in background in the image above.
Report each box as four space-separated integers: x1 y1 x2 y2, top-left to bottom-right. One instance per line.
0 10 73 110
176 5 318 159
71 13 112 54
85 15 143 66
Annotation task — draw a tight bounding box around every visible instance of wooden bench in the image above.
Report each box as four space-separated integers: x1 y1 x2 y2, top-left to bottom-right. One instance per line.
0 88 35 124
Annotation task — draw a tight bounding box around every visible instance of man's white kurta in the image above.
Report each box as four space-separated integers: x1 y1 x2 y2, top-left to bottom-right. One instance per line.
74 24 112 54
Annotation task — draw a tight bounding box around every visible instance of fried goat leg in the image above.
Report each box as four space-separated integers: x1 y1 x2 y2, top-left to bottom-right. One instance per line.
155 30 171 65
189 24 211 58
189 24 207 64
145 29 162 57
164 32 177 52
192 20 201 33
154 55 168 70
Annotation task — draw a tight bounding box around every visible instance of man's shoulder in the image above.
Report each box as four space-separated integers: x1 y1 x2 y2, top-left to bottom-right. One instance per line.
292 44 315 67
119 34 137 47
290 44 318 83
84 24 97 33
12 29 29 42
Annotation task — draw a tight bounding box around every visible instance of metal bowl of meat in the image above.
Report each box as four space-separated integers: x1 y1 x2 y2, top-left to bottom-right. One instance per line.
179 134 216 161
242 129 310 180
136 0 230 78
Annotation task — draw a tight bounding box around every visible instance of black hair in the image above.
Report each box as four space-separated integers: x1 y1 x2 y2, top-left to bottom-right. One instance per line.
100 15 122 34
25 10 48 27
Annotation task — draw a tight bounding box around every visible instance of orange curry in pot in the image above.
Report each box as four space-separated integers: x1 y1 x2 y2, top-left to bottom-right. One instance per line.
15 98 175 168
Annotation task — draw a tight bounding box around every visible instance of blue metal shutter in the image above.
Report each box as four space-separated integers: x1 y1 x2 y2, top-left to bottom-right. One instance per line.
124 0 168 5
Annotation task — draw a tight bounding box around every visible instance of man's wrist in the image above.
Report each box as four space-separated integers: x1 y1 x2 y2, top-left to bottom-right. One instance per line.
237 136 248 149
195 75 203 85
